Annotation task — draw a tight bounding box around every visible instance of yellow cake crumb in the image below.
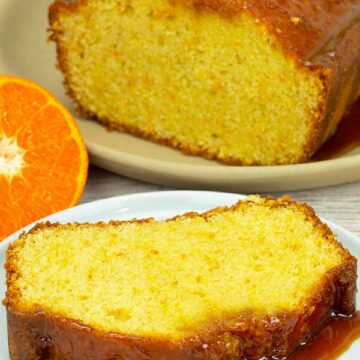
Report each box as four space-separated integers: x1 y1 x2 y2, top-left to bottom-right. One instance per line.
49 0 326 165
5 196 352 341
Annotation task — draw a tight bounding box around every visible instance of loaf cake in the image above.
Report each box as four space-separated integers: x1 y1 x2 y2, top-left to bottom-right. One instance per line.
4 196 357 359
49 0 360 165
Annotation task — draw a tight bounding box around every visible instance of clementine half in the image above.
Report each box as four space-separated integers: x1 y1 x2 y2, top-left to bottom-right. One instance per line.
0 75 88 240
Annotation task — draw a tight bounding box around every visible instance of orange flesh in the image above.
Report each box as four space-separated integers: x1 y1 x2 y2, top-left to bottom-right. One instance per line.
0 76 88 240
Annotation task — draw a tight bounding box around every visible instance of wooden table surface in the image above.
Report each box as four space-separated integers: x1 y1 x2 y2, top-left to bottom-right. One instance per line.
82 165 360 237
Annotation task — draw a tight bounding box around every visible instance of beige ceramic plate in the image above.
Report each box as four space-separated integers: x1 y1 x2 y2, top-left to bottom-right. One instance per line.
1 0 360 192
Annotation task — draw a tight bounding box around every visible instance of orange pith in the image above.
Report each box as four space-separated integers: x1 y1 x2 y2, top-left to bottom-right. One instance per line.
0 75 88 240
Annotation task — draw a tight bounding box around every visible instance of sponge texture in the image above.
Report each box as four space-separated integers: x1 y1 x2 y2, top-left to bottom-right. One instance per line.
49 0 328 165
5 196 356 342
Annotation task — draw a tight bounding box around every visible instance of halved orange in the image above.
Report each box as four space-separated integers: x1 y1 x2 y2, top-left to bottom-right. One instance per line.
0 75 88 240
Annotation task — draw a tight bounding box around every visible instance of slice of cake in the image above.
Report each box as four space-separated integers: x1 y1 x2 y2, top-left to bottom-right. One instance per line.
4 196 357 359
48 0 360 165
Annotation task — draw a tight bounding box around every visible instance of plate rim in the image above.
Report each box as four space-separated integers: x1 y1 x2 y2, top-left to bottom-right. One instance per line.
1 190 359 249
0 190 244 252
86 136 360 191
86 136 360 173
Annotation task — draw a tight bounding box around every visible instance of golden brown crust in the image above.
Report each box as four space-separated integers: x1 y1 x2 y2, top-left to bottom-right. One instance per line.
48 0 360 165
49 0 360 59
4 196 358 359
5 258 357 359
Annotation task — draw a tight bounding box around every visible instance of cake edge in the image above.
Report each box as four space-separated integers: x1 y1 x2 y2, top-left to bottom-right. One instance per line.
4 196 357 359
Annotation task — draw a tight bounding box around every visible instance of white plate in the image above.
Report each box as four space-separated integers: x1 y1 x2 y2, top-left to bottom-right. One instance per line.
1 0 360 192
1 191 360 359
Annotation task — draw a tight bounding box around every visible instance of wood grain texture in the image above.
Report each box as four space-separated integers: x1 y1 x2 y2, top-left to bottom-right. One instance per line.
82 166 360 237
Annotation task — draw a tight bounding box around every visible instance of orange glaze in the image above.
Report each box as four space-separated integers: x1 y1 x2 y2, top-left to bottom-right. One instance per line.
292 312 360 360
313 98 360 161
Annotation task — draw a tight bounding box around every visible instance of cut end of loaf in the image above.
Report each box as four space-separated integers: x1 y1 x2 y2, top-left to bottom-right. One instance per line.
49 0 328 165
5 196 356 342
